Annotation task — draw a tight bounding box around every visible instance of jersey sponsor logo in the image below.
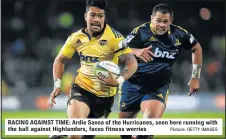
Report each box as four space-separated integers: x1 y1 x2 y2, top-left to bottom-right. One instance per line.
75 39 83 47
72 92 82 97
174 39 181 46
79 52 100 62
154 48 177 59
120 102 126 108
98 40 108 46
148 36 157 41
157 93 164 99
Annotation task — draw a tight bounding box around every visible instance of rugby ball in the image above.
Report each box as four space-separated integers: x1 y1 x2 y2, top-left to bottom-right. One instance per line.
94 61 120 79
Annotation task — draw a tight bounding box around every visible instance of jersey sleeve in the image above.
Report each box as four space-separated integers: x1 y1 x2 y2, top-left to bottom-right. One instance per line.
59 34 77 58
112 34 132 56
111 36 132 64
179 28 198 50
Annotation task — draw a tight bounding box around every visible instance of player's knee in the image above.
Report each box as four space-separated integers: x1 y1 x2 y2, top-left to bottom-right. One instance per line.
143 108 162 118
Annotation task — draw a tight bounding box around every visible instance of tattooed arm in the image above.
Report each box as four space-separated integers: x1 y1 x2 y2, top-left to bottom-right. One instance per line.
118 53 138 81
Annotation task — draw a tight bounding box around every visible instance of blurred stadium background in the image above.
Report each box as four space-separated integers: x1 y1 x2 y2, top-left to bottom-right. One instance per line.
1 0 225 138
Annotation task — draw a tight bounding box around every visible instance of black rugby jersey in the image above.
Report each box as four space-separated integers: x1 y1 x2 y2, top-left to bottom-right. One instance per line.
123 22 198 90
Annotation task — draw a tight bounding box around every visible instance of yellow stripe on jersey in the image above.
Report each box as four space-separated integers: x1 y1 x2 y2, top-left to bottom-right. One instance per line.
131 22 147 34
150 23 156 35
59 24 132 97
171 24 188 33
164 89 169 105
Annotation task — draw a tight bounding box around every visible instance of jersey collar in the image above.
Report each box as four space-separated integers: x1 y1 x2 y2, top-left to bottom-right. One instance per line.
82 23 107 40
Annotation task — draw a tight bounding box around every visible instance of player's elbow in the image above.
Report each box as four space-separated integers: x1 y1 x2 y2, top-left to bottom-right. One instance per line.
54 54 69 65
192 43 202 54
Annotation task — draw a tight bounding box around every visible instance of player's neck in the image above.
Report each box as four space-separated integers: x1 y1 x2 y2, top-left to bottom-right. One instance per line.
85 29 93 38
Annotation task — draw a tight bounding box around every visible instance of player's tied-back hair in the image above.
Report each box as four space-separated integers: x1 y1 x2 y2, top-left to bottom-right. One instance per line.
152 4 173 17
86 0 108 11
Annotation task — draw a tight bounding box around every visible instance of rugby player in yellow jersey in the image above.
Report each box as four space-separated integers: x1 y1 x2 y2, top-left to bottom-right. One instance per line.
48 0 137 139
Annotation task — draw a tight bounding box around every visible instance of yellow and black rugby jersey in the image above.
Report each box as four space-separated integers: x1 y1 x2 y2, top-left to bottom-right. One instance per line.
59 24 131 97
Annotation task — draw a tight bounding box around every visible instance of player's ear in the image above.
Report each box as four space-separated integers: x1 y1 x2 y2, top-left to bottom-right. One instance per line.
84 13 87 21
170 17 173 23
150 15 153 21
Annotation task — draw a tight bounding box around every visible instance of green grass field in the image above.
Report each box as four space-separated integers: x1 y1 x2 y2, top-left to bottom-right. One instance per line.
1 111 225 139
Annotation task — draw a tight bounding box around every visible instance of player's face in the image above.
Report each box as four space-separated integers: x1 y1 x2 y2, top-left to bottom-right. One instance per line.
151 12 172 35
85 6 105 34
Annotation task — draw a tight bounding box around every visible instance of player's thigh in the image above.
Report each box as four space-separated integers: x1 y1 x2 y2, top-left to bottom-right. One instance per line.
119 89 143 113
140 86 169 118
88 96 114 118
140 99 165 118
67 83 91 118
67 99 90 118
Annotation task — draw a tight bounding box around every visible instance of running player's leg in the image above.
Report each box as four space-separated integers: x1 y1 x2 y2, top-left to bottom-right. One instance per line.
119 111 139 139
119 89 143 139
136 85 169 139
67 83 92 139
81 106 112 139
140 99 165 118
67 100 90 139
81 88 114 139
136 100 165 139
67 99 90 118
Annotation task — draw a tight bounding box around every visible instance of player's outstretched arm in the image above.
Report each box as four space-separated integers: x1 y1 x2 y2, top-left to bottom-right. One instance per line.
48 54 70 108
53 54 70 82
188 42 202 96
131 46 155 62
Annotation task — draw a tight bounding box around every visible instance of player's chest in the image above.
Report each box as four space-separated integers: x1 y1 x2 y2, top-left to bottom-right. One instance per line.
76 39 115 63
144 35 181 60
77 39 113 53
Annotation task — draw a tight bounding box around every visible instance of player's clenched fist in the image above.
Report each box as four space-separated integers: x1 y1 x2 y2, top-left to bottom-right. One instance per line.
132 46 155 62
48 88 61 108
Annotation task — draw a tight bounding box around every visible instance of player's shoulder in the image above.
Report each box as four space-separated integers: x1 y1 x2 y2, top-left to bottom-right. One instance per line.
131 22 150 34
170 24 189 35
65 29 86 44
106 24 124 39
70 29 84 38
